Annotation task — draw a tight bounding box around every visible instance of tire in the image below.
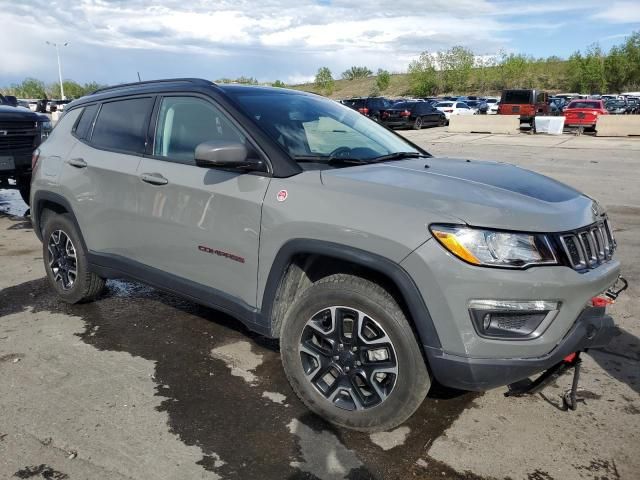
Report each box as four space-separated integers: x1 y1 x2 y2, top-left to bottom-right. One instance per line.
412 116 423 130
42 212 105 304
438 116 447 127
17 176 30 206
280 274 430 432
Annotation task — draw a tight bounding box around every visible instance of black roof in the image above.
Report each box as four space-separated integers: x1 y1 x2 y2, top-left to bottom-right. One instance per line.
67 78 314 110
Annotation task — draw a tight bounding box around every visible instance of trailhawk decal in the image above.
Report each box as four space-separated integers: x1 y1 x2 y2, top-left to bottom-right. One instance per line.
198 245 245 264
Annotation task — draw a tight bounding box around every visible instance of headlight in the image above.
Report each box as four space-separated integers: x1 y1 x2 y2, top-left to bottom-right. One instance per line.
39 120 53 140
430 225 557 268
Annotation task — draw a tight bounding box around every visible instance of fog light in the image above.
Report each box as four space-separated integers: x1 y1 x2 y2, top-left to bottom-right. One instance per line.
469 300 559 340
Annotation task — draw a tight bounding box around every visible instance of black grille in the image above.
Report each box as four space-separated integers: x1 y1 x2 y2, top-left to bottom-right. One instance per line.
0 136 37 153
557 219 616 271
0 121 39 154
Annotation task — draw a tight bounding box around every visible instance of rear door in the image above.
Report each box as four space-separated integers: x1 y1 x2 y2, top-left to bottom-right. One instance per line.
133 95 270 308
61 96 154 258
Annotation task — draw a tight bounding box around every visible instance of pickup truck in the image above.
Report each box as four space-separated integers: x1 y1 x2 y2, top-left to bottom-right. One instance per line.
0 94 52 204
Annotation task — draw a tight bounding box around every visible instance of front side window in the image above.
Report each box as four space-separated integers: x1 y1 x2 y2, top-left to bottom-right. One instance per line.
228 92 421 163
91 97 154 154
153 96 245 164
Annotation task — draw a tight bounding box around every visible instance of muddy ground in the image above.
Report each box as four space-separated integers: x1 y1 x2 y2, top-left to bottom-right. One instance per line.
1 130 638 480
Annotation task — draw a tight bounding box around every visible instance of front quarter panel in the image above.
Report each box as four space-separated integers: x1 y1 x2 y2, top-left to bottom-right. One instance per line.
257 170 453 307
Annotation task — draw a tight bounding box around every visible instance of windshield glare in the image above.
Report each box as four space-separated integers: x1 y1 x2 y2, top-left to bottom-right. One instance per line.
228 92 420 162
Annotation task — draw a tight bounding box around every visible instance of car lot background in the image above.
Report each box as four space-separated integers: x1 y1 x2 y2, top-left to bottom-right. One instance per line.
1 128 638 480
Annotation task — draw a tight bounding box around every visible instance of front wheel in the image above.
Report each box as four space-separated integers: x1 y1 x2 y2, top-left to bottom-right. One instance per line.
280 274 430 432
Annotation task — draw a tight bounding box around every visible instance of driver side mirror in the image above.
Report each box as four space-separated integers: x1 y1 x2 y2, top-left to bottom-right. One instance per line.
194 141 266 172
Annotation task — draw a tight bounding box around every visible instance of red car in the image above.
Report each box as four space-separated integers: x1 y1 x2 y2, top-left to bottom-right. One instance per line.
564 100 608 130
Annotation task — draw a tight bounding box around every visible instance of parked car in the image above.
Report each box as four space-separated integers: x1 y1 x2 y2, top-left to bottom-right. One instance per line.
0 94 52 204
605 100 628 115
626 97 639 114
485 98 500 115
563 100 608 130
434 101 475 122
550 97 569 114
31 78 623 431
498 89 549 123
343 97 393 121
379 101 447 129
465 100 488 114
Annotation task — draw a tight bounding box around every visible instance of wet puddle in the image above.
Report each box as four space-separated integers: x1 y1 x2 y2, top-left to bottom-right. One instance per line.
0 277 481 479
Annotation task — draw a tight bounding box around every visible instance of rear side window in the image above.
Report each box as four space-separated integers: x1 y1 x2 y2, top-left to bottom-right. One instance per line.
91 97 154 154
73 104 98 139
502 91 533 104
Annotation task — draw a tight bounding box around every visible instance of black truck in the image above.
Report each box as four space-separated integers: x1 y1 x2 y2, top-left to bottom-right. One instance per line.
0 94 52 204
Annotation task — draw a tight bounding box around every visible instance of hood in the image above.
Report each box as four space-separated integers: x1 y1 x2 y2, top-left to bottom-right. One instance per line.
321 157 600 233
0 105 40 121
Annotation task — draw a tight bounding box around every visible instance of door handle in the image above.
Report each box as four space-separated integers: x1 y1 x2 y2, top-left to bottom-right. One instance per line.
67 158 87 168
140 173 169 186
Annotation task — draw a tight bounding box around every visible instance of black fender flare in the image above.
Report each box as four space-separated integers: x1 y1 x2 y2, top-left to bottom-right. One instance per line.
31 191 88 253
260 239 441 349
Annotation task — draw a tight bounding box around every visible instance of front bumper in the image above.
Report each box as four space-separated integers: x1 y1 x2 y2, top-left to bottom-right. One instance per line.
425 306 617 391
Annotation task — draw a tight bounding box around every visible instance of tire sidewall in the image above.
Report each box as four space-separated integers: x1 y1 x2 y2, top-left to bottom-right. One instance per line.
42 214 91 303
281 280 429 430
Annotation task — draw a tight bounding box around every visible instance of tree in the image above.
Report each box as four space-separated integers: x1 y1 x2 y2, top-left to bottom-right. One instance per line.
315 67 334 95
621 31 640 89
10 78 46 98
375 69 391 92
581 44 606 94
605 46 628 93
408 52 439 96
341 66 373 80
272 80 286 88
437 46 475 93
565 51 584 92
498 53 531 89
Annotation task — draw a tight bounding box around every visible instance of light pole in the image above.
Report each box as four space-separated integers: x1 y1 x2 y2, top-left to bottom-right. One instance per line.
45 41 68 99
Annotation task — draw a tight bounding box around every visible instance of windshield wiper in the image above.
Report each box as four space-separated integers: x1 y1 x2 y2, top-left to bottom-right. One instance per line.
368 151 431 163
293 151 430 166
293 155 370 166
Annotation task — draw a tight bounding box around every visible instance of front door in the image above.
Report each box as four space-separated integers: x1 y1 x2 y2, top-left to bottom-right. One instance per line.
134 95 270 309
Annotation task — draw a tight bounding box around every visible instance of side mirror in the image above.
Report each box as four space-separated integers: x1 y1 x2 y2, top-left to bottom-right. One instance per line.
194 141 265 172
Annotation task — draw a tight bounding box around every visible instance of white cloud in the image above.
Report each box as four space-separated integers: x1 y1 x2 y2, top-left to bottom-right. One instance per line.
0 0 634 85
593 2 640 23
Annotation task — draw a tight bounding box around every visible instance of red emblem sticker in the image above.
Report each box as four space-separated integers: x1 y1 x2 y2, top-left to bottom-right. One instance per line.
277 190 288 202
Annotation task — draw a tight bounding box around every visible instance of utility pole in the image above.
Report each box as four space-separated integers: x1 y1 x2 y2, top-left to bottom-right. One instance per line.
46 41 69 99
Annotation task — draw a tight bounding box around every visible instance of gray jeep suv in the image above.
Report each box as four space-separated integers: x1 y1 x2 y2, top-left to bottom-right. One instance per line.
30 79 622 431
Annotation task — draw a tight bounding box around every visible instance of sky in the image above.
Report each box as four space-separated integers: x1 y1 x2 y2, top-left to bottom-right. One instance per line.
1 0 639 86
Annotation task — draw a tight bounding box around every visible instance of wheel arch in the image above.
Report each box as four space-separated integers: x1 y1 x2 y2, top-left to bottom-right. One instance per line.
32 191 87 252
261 239 441 350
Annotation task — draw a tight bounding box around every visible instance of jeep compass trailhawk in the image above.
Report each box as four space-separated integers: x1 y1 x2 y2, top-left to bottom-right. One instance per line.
31 79 623 431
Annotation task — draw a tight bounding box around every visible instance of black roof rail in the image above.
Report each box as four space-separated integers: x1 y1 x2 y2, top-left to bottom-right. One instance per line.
90 78 215 95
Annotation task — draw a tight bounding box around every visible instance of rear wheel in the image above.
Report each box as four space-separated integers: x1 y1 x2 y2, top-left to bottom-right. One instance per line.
42 213 106 303
280 274 430 431
413 116 423 130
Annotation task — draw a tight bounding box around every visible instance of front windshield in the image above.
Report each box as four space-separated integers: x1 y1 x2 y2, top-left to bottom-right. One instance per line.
227 91 421 163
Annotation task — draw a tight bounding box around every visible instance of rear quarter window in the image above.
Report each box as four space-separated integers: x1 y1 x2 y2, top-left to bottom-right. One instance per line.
90 97 154 154
73 104 99 139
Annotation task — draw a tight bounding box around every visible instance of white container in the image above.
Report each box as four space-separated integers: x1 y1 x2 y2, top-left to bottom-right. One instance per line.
535 116 565 135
